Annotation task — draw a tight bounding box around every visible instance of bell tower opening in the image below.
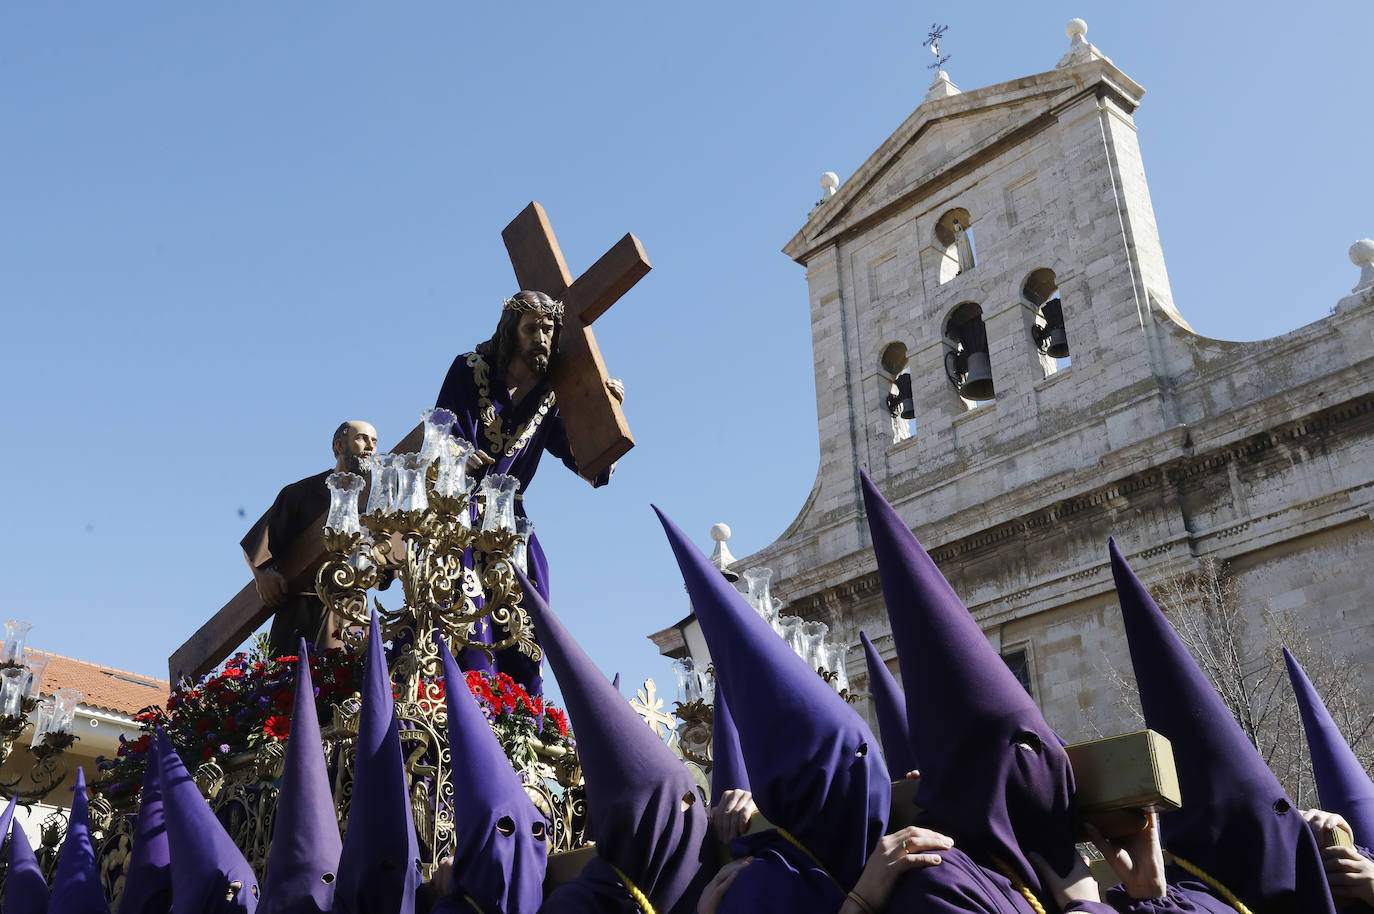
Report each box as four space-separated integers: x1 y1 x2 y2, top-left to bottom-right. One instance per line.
880 342 914 443
935 208 976 284
943 302 995 406
1023 268 1070 374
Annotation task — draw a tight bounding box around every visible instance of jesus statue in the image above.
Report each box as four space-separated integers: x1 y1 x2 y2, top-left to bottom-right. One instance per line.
435 290 624 694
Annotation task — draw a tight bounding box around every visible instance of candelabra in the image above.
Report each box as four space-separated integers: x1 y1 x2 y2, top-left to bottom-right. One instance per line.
0 620 82 802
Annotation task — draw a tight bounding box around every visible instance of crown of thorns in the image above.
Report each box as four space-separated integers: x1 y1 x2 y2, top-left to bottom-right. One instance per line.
502 295 565 317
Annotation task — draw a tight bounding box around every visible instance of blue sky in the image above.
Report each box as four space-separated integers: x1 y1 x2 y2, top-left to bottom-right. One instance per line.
2 2 1370 708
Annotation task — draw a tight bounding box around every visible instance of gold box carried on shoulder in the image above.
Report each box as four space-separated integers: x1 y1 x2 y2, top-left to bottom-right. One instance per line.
1065 729 1181 837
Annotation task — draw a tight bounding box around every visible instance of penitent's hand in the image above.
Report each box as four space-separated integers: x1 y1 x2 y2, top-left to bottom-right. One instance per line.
467 449 495 472
697 858 754 914
1303 808 1355 844
1027 849 1099 908
607 378 625 403
848 826 952 910
253 567 288 608
1322 845 1374 906
710 789 757 845
1084 811 1167 900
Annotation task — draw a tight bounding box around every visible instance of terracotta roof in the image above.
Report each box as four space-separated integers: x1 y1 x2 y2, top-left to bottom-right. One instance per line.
26 650 169 717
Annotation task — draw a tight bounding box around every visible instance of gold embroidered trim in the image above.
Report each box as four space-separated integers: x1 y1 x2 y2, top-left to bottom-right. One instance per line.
466 352 556 458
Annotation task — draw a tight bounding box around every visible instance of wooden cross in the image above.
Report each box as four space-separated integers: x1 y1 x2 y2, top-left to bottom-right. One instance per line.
168 203 649 680
501 201 651 481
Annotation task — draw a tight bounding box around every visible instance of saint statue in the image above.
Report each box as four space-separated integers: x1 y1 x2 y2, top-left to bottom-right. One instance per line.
434 290 624 694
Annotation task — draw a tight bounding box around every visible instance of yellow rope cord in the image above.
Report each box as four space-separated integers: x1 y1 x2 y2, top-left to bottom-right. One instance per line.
608 862 657 914
463 896 485 914
776 826 847 894
991 858 1048 914
1166 853 1253 914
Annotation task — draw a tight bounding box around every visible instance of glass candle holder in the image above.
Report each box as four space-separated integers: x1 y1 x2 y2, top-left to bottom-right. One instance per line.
51 688 82 735
2 620 32 665
779 616 804 655
743 567 774 621
393 453 430 514
512 517 534 574
672 657 701 704
478 474 520 534
801 621 829 671
361 455 395 515
0 668 23 717
698 666 716 704
435 437 477 501
823 642 850 694
30 700 53 747
418 408 458 468
325 472 366 534
22 655 48 700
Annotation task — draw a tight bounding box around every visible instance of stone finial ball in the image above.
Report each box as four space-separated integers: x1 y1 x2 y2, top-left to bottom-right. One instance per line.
710 522 732 543
1066 18 1088 39
820 171 840 192
1349 239 1374 266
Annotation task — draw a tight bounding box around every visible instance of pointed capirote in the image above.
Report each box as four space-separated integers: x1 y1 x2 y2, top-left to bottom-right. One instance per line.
0 794 18 862
5 806 49 914
1284 646 1374 843
708 671 750 806
431 634 546 914
654 506 888 890
258 640 342 914
334 611 420 914
155 729 259 912
47 768 111 913
859 470 1076 888
117 737 172 914
858 631 918 781
516 567 707 914
1110 539 1336 913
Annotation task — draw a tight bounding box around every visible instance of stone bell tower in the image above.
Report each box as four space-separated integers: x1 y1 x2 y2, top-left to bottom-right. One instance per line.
723 19 1374 739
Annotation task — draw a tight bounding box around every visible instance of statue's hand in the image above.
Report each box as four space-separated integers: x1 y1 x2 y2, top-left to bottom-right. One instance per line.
253 567 288 608
607 378 625 403
467 449 495 471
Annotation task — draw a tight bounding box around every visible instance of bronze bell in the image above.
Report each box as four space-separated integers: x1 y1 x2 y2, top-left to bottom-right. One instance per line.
961 351 995 400
1047 328 1069 359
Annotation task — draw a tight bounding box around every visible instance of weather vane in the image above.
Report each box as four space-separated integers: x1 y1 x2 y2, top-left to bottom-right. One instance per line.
922 23 951 72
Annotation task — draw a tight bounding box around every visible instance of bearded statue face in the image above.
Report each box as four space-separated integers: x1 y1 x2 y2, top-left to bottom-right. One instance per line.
514 309 556 376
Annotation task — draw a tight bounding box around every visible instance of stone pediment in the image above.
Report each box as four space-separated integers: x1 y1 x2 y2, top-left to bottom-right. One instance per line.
783 58 1144 264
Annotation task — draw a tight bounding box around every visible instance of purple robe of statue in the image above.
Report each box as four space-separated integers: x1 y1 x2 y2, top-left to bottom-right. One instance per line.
436 350 612 695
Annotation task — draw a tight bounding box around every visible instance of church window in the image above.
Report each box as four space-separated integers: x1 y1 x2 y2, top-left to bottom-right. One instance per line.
1001 645 1033 697
935 208 977 284
880 342 914 443
943 302 995 403
1024 268 1071 374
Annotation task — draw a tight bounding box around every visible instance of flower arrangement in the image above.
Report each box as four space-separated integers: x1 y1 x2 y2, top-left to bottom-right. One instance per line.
96 646 574 807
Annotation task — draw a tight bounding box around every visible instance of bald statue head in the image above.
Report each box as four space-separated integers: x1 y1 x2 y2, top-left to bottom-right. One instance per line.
332 421 378 474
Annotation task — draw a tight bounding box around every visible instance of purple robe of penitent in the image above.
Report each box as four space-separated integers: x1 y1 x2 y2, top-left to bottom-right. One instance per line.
1110 539 1337 914
656 506 889 914
436 350 612 695
117 737 172 914
516 568 706 914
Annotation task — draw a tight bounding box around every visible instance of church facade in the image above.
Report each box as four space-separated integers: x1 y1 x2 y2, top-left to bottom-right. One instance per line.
653 21 1374 741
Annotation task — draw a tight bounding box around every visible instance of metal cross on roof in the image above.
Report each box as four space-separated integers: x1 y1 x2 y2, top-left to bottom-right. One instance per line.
923 23 951 72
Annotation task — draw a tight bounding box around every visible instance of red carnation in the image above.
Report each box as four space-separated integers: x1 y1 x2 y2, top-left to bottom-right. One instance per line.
201 744 215 762
263 716 291 740
195 718 213 733
273 690 293 711
333 666 353 684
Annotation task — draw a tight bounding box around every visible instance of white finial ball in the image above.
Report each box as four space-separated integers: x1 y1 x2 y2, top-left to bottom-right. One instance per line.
820 171 840 193
1349 239 1374 266
710 522 732 543
1066 18 1088 39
